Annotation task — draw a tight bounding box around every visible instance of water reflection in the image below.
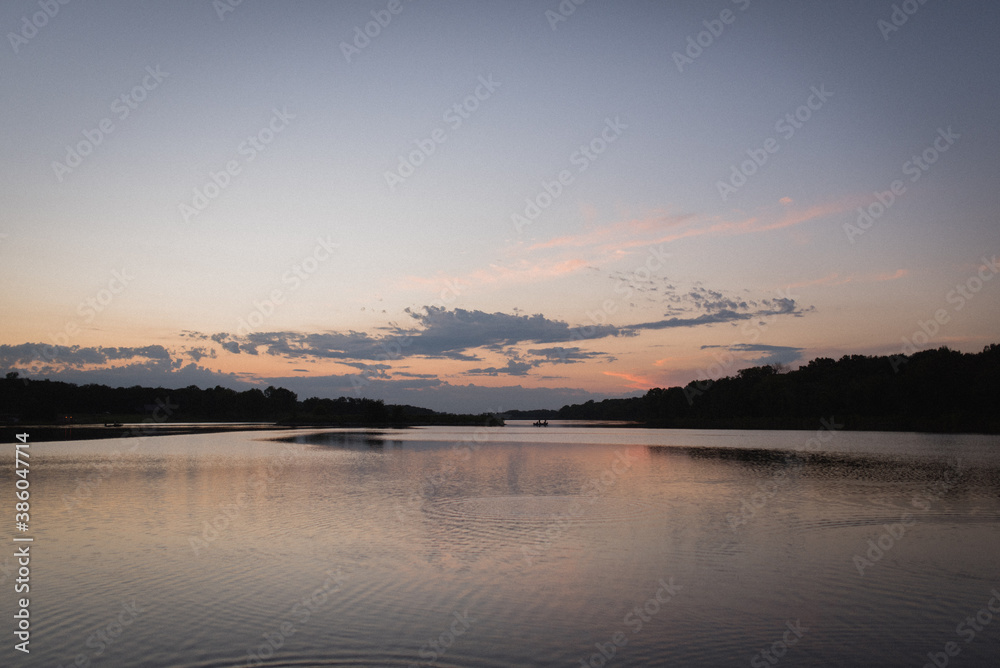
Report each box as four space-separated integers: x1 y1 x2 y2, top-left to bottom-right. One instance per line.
277 429 403 450
2 427 998 667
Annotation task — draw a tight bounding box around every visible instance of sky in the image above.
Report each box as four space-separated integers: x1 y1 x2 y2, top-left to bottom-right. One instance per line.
2 0 998 413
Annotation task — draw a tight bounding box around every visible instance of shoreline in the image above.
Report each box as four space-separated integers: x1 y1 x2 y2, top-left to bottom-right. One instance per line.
5 419 999 443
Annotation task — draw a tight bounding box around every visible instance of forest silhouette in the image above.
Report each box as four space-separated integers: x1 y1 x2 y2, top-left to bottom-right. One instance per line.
2 344 998 435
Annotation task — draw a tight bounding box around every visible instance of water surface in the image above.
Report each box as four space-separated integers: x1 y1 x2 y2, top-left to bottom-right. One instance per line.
3 424 999 666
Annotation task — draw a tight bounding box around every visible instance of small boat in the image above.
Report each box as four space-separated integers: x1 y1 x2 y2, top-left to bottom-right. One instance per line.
532 419 549 427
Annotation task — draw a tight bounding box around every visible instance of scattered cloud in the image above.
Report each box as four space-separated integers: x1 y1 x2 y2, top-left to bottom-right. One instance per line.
700 343 804 367
526 347 611 364
0 343 173 369
465 359 537 377
625 296 808 332
184 347 216 362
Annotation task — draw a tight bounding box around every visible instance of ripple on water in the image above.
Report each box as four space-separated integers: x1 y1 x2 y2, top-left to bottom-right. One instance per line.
427 494 659 526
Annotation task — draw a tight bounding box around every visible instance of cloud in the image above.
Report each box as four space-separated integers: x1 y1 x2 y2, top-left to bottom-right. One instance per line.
465 359 537 377
8 357 251 392
625 296 808 332
602 370 655 389
528 212 696 252
525 200 850 258
0 343 174 369
700 343 805 367
211 307 630 363
184 347 216 362
873 268 908 281
526 346 610 364
206 293 810 371
404 306 628 351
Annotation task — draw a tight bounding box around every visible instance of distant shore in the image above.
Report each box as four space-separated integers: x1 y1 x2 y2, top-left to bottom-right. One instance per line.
0 423 293 443
6 417 999 444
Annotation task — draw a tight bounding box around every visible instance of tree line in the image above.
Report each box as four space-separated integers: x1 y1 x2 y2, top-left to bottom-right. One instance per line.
3 344 997 433
0 374 501 426
511 345 1000 433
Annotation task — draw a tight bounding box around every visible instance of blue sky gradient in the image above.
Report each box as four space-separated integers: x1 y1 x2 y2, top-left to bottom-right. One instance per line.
2 0 998 411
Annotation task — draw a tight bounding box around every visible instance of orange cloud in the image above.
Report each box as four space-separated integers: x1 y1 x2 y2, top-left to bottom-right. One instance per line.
401 200 857 294
872 268 908 281
530 199 853 257
602 370 654 389
528 212 696 252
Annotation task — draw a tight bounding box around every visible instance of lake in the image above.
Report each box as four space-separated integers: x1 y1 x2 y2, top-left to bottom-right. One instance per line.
3 423 999 667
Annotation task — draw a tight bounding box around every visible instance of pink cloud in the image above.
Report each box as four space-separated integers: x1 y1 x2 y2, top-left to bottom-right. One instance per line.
529 199 854 257
528 212 696 252
602 370 654 389
872 268 909 281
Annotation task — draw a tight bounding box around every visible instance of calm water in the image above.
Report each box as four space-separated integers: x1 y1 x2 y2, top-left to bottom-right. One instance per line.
3 423 999 667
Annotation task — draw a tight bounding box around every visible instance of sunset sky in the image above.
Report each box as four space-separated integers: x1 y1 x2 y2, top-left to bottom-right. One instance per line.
2 0 998 412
